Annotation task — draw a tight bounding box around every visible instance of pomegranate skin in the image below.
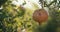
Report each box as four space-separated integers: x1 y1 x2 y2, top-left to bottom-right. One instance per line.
33 9 48 24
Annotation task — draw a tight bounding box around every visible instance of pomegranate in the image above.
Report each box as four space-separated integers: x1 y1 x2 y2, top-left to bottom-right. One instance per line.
33 9 48 24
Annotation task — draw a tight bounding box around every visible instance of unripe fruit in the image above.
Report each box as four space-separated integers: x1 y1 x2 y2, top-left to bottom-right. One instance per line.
33 9 48 24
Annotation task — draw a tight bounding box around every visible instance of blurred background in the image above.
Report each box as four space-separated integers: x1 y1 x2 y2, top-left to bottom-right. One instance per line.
0 0 60 32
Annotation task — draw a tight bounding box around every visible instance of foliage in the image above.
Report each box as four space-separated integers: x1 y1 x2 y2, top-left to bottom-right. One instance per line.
0 0 60 32
0 0 8 6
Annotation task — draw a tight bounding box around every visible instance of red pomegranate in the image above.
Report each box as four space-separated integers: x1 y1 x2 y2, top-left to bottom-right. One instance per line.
33 9 48 24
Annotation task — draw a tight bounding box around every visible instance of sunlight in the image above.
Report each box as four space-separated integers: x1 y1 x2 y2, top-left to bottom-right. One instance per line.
12 0 41 9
